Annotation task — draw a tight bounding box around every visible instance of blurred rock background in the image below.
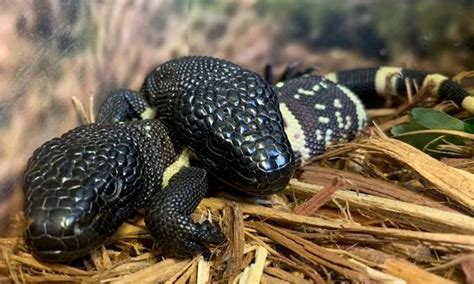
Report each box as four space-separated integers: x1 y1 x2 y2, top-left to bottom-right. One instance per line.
1 0 474 235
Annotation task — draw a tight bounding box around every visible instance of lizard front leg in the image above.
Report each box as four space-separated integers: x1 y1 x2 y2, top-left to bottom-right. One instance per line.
145 166 225 258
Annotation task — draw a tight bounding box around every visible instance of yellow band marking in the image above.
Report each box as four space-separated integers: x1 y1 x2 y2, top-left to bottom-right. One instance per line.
279 103 310 163
462 96 474 113
422 74 448 94
324 72 338 83
141 107 157 120
375 67 402 96
162 148 192 187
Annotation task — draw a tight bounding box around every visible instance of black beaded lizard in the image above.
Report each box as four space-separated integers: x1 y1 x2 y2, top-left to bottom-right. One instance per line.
23 56 474 262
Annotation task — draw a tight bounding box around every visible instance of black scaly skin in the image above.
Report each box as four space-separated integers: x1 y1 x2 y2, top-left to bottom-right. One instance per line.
24 56 293 262
23 119 177 262
141 56 295 195
145 167 224 258
96 89 151 123
264 62 316 84
330 68 383 108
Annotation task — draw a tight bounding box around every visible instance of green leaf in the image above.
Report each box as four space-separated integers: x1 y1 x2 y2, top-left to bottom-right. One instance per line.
463 117 474 133
391 120 437 150
390 108 470 158
390 121 424 136
410 108 465 131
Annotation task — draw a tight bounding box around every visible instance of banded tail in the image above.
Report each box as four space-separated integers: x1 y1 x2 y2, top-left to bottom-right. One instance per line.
275 66 474 166
324 67 474 112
